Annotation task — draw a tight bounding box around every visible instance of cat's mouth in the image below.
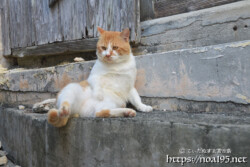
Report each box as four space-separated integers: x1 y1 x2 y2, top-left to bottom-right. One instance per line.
105 56 113 60
103 56 114 63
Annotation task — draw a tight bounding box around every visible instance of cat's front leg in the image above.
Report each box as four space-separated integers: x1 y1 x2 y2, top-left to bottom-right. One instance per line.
129 88 153 112
93 87 104 101
88 75 104 101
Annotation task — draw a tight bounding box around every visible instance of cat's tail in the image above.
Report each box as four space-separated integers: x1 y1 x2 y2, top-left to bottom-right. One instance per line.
47 109 69 127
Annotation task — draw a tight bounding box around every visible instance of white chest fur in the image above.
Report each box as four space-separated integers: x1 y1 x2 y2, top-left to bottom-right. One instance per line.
88 54 136 101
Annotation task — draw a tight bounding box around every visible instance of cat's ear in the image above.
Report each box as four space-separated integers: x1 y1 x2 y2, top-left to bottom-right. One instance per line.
120 28 130 42
97 27 105 35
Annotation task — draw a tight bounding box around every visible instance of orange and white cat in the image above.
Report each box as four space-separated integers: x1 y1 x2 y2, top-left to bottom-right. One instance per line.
48 27 153 127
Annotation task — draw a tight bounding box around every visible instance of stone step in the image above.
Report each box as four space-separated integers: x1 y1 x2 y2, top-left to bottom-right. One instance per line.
0 107 249 167
1 40 250 112
134 0 250 55
140 0 242 21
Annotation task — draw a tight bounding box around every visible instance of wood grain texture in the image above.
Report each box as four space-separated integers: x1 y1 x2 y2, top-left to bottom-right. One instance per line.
11 38 98 58
141 0 243 21
2 0 140 57
59 0 86 41
49 0 59 8
8 0 33 48
140 0 155 21
32 0 62 45
0 0 11 56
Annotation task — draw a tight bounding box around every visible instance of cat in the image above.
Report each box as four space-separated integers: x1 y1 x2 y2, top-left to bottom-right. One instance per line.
48 27 153 127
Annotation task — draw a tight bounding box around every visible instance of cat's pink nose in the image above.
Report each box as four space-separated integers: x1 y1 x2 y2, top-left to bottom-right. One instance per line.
106 54 111 58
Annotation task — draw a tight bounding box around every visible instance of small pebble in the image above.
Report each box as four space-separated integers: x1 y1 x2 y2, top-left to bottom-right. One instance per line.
74 57 85 62
0 156 8 165
18 105 25 110
0 150 7 156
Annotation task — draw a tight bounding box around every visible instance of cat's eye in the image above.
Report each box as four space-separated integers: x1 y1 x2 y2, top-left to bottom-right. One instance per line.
113 46 118 50
101 46 107 50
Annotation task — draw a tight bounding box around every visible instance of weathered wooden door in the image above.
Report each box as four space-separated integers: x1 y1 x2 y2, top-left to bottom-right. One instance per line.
0 0 140 57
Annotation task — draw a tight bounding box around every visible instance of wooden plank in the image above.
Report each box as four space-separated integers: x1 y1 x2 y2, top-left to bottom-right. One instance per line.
140 0 243 21
86 0 96 38
49 0 59 8
5 0 140 54
8 0 33 48
11 38 98 58
32 0 62 45
0 0 11 56
94 0 140 43
134 0 141 43
94 0 105 37
140 0 155 21
59 0 86 41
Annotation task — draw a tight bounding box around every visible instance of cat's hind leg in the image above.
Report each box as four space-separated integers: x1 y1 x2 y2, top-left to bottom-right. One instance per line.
48 83 87 127
96 108 136 118
48 108 69 127
48 101 79 127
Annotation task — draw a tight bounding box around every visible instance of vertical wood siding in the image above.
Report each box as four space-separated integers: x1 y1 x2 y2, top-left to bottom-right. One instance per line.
0 0 140 56
0 0 11 56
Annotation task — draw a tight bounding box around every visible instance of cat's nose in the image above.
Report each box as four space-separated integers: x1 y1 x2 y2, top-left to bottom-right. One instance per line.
106 54 111 58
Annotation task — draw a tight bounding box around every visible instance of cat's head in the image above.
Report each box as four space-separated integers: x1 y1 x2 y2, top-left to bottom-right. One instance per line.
96 27 131 64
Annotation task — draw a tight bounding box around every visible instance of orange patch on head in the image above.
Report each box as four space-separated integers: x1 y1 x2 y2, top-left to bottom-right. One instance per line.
97 28 131 56
79 80 89 89
96 109 110 118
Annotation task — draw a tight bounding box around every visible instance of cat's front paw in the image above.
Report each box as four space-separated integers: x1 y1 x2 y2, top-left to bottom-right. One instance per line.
137 104 153 112
123 109 136 117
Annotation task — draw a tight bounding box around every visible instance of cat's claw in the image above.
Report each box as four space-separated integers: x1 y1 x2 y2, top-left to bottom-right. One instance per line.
137 104 153 112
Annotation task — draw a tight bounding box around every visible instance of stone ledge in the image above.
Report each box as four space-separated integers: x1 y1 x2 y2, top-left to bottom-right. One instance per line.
1 40 250 106
0 107 249 167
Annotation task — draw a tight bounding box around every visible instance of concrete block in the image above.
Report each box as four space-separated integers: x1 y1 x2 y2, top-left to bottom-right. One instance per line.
135 40 250 104
0 107 249 167
135 1 250 55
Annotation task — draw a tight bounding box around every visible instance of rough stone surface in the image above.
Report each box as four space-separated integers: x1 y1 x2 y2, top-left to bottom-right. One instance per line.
1 40 250 108
135 40 250 104
135 1 250 55
0 90 56 107
142 97 250 113
0 107 249 167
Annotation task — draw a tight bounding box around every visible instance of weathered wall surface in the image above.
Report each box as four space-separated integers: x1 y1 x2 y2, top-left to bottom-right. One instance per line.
1 0 140 57
135 41 250 104
0 108 249 167
135 1 250 55
140 0 243 21
1 40 250 108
